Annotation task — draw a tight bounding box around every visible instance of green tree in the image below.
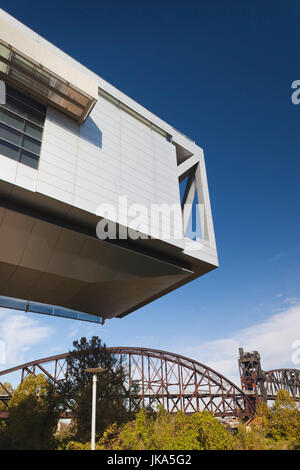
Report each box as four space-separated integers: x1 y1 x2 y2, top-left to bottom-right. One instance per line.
66 391 300 451
58 336 138 443
234 392 300 450
265 390 300 446
91 407 236 450
0 374 60 450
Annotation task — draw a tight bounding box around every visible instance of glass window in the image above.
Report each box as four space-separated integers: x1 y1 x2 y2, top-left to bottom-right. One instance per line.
20 150 39 169
0 108 24 131
0 140 19 161
5 93 45 126
0 81 46 169
0 122 22 146
24 122 42 140
23 135 41 154
6 83 46 114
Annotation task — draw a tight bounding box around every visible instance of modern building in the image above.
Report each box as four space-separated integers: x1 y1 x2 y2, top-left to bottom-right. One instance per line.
0 9 218 323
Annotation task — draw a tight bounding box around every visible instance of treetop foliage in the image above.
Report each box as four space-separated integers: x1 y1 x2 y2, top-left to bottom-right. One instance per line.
58 336 137 442
0 374 59 450
64 389 300 451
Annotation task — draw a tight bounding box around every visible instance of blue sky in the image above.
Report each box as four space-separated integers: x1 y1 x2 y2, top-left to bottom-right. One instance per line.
0 0 300 385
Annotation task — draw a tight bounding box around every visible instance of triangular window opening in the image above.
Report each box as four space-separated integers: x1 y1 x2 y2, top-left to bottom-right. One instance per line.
179 176 203 241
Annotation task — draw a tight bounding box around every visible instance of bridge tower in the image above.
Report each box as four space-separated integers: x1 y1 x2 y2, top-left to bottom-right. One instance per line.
238 348 266 408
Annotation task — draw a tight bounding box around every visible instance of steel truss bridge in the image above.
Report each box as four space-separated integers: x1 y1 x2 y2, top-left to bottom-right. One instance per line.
0 347 299 420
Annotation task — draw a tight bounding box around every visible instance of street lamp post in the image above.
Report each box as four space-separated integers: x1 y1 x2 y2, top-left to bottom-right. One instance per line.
85 368 105 450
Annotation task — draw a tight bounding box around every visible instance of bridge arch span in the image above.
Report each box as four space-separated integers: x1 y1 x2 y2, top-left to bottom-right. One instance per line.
0 347 255 418
264 368 300 400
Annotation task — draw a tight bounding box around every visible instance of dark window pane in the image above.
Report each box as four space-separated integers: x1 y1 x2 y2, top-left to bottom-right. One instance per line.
0 107 24 131
20 150 39 169
4 96 45 126
3 97 27 119
6 82 47 115
0 81 45 169
24 121 42 140
0 123 22 146
4 82 46 126
0 139 19 161
22 135 41 155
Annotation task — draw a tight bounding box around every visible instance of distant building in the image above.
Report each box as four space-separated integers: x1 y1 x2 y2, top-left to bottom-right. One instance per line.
0 9 218 323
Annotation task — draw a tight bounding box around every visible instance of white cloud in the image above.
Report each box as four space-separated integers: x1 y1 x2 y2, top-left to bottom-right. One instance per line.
181 304 300 386
284 297 299 305
0 308 53 366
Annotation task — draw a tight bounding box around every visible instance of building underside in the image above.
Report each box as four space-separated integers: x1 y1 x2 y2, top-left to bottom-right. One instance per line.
0 180 216 322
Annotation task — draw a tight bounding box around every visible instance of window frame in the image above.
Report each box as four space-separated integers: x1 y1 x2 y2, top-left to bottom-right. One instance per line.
0 81 46 169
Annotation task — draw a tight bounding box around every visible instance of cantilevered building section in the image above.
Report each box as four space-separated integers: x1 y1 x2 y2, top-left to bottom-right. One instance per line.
0 9 218 323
